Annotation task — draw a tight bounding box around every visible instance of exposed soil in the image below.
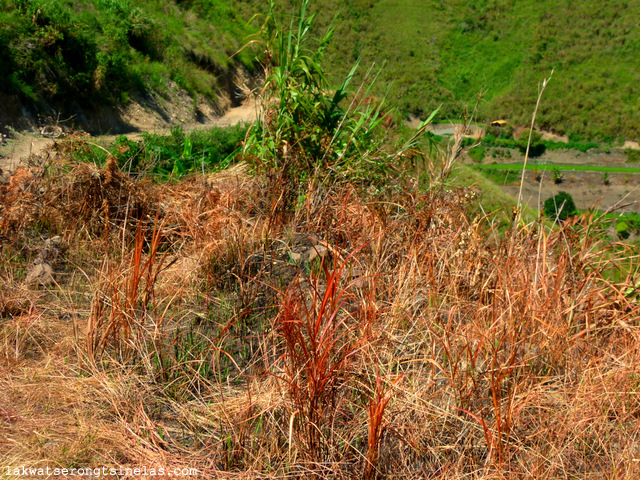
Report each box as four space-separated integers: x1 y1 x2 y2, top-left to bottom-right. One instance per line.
501 170 640 214
0 134 54 173
476 146 630 167
0 95 257 175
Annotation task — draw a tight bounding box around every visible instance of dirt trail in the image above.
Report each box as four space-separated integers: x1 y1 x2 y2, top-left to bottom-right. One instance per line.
0 135 54 172
0 99 258 174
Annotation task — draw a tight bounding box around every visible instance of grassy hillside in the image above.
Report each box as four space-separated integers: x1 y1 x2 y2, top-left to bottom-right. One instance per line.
242 0 640 142
0 0 255 108
375 0 639 141
2 0 639 140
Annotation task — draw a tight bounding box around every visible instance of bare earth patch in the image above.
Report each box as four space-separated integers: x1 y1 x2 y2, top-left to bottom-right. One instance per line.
0 95 257 175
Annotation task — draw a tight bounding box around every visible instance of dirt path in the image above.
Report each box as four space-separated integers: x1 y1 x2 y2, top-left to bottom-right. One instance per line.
0 100 258 174
0 135 56 172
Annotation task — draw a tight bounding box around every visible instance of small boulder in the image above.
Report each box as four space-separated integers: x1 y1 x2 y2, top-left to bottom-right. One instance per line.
25 262 55 286
23 236 66 287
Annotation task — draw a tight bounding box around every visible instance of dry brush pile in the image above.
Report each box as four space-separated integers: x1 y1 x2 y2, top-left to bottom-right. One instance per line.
0 135 639 479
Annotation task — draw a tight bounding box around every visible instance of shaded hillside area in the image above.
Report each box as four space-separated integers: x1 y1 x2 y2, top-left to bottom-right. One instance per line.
0 0 256 130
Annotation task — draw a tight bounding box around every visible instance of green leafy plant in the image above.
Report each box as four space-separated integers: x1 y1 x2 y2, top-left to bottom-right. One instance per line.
552 166 564 184
615 221 630 240
242 0 388 218
543 191 577 222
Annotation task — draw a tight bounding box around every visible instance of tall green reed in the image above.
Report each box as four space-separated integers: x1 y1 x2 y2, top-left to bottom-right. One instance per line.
242 0 389 219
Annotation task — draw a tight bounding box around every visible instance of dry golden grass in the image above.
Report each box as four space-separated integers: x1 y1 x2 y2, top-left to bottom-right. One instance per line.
1 147 639 479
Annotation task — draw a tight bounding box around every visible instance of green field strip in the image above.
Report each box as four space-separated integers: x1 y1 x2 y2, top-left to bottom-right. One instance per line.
471 163 640 174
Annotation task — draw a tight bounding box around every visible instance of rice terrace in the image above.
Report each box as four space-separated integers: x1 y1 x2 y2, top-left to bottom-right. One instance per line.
1 0 639 479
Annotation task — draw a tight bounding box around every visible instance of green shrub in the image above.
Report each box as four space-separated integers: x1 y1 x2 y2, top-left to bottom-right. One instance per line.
543 191 577 222
543 139 599 152
615 221 630 240
517 129 546 157
468 146 485 163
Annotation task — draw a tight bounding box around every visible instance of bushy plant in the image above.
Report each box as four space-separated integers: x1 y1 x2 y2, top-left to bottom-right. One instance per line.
242 0 388 216
517 129 546 157
615 221 630 240
543 191 577 222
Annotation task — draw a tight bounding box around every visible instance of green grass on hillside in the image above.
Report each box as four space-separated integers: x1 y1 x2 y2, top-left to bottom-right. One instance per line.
2 0 640 142
241 0 640 142
0 0 255 107
451 164 538 230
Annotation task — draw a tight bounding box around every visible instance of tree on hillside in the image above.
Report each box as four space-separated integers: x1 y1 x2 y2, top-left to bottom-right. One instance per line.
543 191 577 222
517 129 546 157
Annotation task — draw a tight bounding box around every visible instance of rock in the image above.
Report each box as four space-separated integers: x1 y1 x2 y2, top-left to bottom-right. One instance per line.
288 251 303 263
23 236 66 287
305 245 328 263
40 125 63 138
40 236 64 263
286 243 329 265
25 262 55 286
291 233 320 247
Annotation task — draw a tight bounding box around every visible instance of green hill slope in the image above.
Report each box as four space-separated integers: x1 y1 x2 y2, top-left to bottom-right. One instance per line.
242 0 640 142
2 0 639 141
0 0 255 117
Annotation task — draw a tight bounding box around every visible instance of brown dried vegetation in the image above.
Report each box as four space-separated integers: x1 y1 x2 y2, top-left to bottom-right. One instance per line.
0 138 639 479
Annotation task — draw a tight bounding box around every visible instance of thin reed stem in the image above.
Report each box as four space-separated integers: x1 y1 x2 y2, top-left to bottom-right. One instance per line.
515 69 554 225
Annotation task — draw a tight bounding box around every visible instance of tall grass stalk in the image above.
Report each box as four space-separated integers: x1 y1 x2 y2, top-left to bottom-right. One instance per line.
365 369 402 480
438 92 483 187
515 69 553 223
86 217 167 366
